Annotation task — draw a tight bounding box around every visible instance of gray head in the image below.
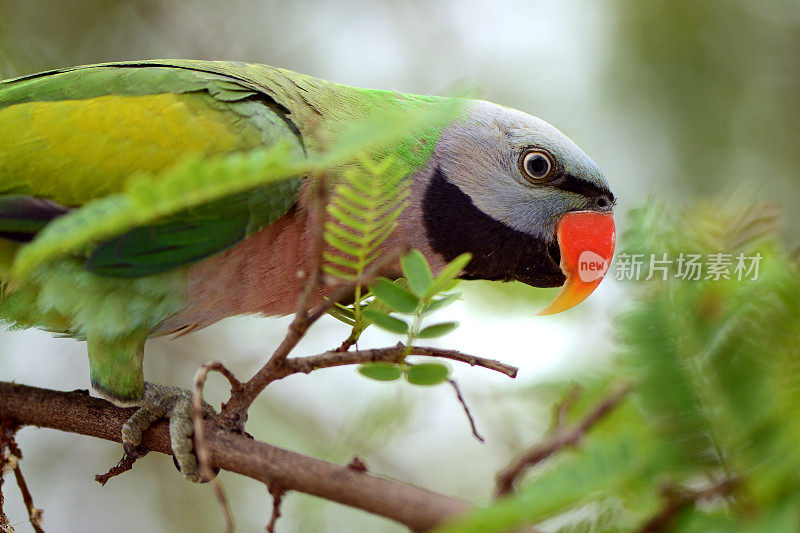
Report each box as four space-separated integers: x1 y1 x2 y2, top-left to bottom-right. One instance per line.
421 100 614 288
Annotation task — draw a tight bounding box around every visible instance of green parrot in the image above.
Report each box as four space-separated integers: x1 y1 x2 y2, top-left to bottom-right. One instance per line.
0 60 615 480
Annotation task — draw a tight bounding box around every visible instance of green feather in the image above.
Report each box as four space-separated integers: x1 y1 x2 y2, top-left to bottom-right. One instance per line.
88 331 147 403
84 181 300 277
0 60 463 402
9 146 303 278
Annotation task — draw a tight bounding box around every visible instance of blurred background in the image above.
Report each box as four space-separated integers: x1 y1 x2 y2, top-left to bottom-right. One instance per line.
1 1 799 531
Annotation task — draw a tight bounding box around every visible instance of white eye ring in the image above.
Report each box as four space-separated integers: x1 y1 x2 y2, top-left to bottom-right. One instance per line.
521 150 553 180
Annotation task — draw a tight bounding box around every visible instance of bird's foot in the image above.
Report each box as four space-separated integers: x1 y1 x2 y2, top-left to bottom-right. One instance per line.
119 383 215 482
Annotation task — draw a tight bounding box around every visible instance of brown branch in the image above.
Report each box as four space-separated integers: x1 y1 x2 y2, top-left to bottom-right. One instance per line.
288 344 517 379
549 384 582 434
0 417 19 531
221 190 415 427
266 485 285 533
95 454 137 485
192 362 236 533
219 344 515 437
0 459 7 531
303 243 406 324
495 383 631 497
638 478 738 532
219 245 414 426
447 379 484 443
0 382 471 532
271 171 330 369
13 464 44 533
1 417 43 533
219 174 329 428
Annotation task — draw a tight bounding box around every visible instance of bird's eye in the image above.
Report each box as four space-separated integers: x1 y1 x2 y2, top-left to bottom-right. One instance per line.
521 150 553 181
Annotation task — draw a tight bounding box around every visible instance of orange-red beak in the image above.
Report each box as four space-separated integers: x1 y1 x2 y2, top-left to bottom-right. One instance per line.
538 211 616 316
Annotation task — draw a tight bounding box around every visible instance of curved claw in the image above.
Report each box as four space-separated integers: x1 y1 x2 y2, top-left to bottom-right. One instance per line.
171 455 220 482
119 383 216 483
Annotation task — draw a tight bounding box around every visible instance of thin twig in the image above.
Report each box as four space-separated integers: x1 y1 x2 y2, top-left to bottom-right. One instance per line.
193 362 239 533
271 171 330 367
447 379 484 443
0 417 21 532
221 245 411 426
193 361 244 481
638 478 738 532
335 334 358 353
495 383 631 497
307 244 409 323
400 346 517 378
281 344 516 381
271 170 330 368
266 485 285 533
223 341 514 431
0 382 470 532
549 384 582 434
95 454 137 485
12 465 43 533
0 467 6 532
219 173 330 426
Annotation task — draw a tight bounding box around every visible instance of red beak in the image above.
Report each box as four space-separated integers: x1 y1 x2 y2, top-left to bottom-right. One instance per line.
538 211 616 316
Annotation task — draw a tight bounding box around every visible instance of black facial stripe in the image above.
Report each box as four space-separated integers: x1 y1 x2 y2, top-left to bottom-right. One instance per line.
422 166 565 288
554 174 615 204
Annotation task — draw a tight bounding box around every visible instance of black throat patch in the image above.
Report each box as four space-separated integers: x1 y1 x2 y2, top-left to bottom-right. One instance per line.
422 166 566 288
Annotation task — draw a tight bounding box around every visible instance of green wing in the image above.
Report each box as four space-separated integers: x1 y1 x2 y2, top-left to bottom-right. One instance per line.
83 184 299 277
0 62 305 277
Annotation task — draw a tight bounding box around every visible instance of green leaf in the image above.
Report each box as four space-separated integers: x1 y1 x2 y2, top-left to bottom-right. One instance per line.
323 155 412 287
321 264 356 281
326 204 368 232
362 294 392 316
370 277 419 313
323 221 361 244
362 309 409 334
332 302 356 318
323 252 358 270
323 232 362 257
421 293 461 314
327 307 356 326
417 321 459 338
439 279 460 293
425 253 472 298
401 250 433 297
406 363 450 386
333 182 376 209
358 363 402 382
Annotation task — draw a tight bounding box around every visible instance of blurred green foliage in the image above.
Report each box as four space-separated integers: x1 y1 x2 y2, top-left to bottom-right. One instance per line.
442 194 800 532
609 0 800 238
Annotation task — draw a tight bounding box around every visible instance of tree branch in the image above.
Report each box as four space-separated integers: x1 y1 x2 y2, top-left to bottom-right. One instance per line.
447 379 484 443
221 244 410 426
12 463 44 533
638 478 738 532
286 344 518 378
219 174 330 427
495 383 631 497
0 382 471 532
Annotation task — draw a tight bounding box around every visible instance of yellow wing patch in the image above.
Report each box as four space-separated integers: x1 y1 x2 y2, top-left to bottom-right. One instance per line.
0 93 262 205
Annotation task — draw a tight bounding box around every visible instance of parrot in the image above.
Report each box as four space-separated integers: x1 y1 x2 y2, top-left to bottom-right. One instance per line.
0 60 615 480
